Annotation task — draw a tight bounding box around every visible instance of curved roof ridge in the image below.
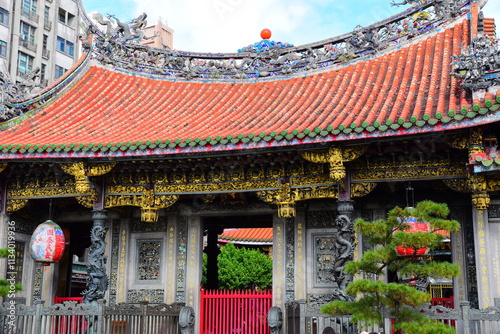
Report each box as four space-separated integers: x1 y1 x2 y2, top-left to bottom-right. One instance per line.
79 0 472 82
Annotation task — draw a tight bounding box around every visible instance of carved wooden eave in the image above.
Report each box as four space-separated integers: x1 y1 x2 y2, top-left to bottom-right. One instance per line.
60 162 116 194
300 145 368 184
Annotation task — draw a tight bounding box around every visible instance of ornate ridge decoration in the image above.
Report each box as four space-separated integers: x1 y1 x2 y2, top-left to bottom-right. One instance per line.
78 0 469 81
451 36 500 89
60 162 116 194
300 146 368 183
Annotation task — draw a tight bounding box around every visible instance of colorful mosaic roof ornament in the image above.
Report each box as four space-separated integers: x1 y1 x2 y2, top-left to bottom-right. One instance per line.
238 28 294 53
30 220 66 266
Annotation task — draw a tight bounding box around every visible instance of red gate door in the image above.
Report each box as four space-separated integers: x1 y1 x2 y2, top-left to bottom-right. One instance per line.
200 289 272 334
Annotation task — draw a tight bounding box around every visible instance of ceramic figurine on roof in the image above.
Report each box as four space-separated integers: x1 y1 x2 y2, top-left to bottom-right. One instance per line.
451 36 500 89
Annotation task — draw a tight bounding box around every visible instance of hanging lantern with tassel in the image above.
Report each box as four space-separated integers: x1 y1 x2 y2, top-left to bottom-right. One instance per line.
30 220 66 266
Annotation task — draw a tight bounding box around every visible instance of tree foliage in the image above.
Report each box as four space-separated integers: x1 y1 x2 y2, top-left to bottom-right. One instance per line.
321 201 460 334
0 248 23 297
217 243 272 290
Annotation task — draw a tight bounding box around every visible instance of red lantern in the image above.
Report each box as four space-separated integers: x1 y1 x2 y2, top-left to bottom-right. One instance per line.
261 28 272 40
395 217 430 256
30 220 66 266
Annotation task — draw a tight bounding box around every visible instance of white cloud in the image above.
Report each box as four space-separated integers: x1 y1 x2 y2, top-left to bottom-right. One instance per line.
84 0 500 53
128 0 352 52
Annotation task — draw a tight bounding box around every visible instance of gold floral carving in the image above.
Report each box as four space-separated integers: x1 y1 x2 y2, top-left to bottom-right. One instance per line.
351 183 377 198
300 145 367 183
472 193 490 210
468 128 484 158
8 183 83 199
442 179 471 193
105 189 179 222
60 162 116 194
7 199 28 212
257 184 339 217
468 174 490 209
0 163 7 173
446 134 469 150
352 166 466 182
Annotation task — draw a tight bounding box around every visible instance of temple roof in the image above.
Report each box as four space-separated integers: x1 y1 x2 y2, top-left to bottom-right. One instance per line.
0 1 499 159
218 228 273 245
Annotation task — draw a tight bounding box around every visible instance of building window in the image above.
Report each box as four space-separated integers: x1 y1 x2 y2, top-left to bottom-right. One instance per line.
56 36 74 56
41 63 46 81
137 239 162 281
0 41 6 57
20 22 36 46
58 8 75 26
18 52 34 73
44 6 49 23
55 65 67 79
0 8 9 25
22 0 37 19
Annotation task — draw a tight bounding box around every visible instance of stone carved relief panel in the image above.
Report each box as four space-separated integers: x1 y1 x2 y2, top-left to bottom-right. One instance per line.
127 289 164 303
314 235 337 286
137 239 162 281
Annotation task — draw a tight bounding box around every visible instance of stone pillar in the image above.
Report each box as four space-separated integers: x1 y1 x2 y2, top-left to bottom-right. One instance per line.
164 213 178 304
83 210 109 304
294 207 306 301
471 205 497 308
336 200 355 290
450 207 468 307
184 209 203 330
116 218 130 303
272 213 287 309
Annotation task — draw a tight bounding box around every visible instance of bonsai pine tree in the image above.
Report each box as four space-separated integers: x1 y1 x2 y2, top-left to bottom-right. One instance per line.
0 248 22 297
321 200 460 334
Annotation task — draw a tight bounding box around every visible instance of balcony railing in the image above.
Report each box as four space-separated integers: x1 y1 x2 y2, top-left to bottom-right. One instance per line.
18 39 37 52
21 10 39 23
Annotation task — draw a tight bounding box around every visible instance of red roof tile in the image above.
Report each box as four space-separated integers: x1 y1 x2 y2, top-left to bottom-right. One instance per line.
1 18 499 157
219 228 273 244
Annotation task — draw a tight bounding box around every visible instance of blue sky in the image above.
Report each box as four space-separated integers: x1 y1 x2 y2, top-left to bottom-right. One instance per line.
82 0 500 53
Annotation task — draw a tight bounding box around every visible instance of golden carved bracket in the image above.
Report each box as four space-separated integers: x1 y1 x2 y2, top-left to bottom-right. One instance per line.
0 163 7 173
443 174 490 210
60 162 116 194
300 145 368 183
104 189 179 222
257 183 339 218
351 183 377 198
7 199 28 212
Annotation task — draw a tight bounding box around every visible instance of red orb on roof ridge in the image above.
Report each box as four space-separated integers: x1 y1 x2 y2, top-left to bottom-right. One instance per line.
261 29 272 40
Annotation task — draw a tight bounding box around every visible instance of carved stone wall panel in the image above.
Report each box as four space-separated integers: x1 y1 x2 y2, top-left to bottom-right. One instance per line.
127 289 164 303
314 234 337 286
306 211 336 229
137 239 162 281
131 218 168 233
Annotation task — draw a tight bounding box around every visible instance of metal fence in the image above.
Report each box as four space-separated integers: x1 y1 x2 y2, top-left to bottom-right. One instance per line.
284 300 500 334
0 299 190 334
200 289 272 334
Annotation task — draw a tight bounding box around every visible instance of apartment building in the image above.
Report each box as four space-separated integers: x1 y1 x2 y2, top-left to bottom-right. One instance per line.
0 0 81 90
